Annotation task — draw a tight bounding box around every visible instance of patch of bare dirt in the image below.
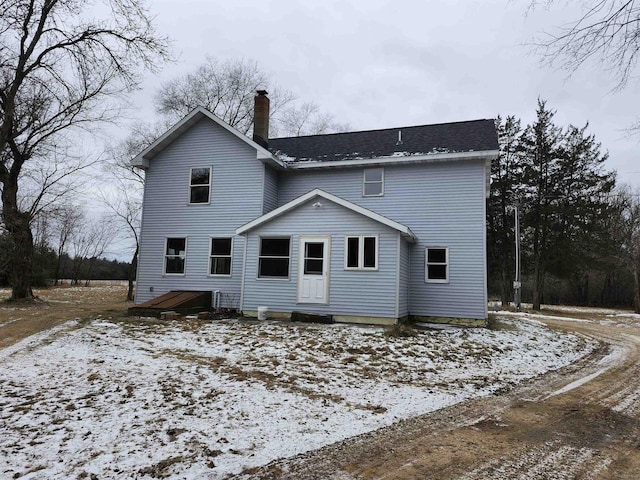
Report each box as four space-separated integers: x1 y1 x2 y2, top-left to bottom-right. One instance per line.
243 317 640 480
0 285 129 348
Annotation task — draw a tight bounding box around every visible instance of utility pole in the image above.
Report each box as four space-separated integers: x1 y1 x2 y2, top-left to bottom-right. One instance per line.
514 204 521 310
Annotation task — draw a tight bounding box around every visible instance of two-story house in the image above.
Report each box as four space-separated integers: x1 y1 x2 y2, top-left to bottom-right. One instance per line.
132 91 498 326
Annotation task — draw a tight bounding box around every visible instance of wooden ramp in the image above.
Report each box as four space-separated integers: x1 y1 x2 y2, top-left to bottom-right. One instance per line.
128 290 212 317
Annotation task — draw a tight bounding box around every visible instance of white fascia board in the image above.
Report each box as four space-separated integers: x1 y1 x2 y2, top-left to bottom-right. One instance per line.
287 150 499 170
485 158 492 198
130 106 285 169
235 188 417 242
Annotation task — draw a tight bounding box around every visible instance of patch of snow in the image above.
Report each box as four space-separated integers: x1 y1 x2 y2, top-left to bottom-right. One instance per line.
544 344 627 399
607 313 640 319
414 322 460 331
0 317 594 478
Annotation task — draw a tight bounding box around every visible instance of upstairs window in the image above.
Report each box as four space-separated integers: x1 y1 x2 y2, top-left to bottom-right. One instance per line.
165 238 186 275
345 235 378 270
210 238 232 276
258 238 291 278
363 168 384 197
189 167 211 204
425 247 449 283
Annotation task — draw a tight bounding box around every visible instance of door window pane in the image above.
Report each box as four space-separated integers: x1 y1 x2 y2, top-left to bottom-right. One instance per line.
306 242 324 259
304 258 323 275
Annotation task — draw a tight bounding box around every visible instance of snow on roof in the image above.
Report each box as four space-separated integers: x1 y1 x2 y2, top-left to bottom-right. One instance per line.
268 119 498 164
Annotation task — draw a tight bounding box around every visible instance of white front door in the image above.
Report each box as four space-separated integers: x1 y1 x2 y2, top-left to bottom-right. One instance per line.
297 236 330 304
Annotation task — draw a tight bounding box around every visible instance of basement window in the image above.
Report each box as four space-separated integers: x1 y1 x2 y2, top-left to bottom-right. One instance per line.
363 168 384 197
345 235 378 270
165 238 186 275
189 167 211 204
258 238 290 278
209 238 232 276
425 247 449 283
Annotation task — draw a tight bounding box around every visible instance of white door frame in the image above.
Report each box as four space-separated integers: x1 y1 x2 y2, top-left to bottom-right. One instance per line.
297 235 330 304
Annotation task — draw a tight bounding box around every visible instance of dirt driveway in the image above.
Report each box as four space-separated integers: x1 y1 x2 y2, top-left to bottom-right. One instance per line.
249 314 640 479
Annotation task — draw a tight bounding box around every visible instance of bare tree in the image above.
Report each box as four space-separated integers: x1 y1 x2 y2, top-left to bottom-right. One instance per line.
100 179 141 301
277 102 351 137
154 57 294 134
51 204 82 286
607 186 640 312
70 215 116 285
531 1 640 91
0 0 170 300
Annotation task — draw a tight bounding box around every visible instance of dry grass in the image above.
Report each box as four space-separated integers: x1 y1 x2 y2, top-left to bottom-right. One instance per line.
0 285 130 348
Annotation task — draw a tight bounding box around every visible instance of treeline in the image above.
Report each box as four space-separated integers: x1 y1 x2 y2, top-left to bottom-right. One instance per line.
0 233 129 287
0 208 130 287
488 99 638 310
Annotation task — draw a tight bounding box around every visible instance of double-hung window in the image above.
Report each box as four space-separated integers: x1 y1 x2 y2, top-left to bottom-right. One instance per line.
209 238 232 276
258 238 290 278
425 247 449 283
345 235 378 270
363 168 384 196
189 167 211 204
165 238 186 275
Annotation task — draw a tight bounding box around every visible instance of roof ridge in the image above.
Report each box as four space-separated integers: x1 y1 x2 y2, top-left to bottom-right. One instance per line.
269 118 495 141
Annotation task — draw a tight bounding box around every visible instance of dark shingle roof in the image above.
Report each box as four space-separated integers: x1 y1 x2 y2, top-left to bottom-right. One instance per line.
268 119 498 163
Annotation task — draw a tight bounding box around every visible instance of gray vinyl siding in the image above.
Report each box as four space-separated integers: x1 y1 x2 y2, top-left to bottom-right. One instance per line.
135 117 264 308
263 165 279 213
398 236 410 318
241 198 399 318
278 160 487 319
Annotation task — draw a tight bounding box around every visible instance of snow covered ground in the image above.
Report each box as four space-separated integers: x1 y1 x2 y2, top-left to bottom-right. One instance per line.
0 316 594 479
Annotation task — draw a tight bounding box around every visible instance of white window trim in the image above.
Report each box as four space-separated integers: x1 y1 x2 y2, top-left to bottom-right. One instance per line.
425 246 449 283
164 237 187 276
208 236 233 277
257 236 291 280
344 235 379 271
362 168 384 197
188 166 212 205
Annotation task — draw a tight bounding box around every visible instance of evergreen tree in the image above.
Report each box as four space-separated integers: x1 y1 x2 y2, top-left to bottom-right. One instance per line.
487 116 524 305
520 100 564 310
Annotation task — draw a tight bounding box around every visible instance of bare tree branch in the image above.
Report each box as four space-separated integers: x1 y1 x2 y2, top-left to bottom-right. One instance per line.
0 0 170 299
531 1 640 91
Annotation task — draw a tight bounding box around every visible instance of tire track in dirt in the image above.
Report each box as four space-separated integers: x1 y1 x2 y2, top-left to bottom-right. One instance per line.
243 317 640 480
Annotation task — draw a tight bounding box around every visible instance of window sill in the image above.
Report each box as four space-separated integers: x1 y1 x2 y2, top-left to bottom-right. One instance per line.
256 277 290 281
344 267 379 272
425 279 449 284
163 273 186 277
208 274 232 278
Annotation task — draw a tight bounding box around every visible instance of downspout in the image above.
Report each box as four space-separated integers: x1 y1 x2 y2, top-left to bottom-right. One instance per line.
239 233 248 313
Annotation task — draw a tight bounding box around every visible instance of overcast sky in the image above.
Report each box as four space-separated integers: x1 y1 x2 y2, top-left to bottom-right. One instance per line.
117 0 639 188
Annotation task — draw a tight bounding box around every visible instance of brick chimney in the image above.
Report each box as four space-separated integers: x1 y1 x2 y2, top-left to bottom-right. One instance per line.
253 90 270 148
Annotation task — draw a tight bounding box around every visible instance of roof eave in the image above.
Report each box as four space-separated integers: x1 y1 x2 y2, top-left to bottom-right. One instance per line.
285 149 499 169
236 189 417 242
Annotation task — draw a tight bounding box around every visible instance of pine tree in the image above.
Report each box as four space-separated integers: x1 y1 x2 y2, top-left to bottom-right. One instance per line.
487 116 524 305
520 100 564 310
